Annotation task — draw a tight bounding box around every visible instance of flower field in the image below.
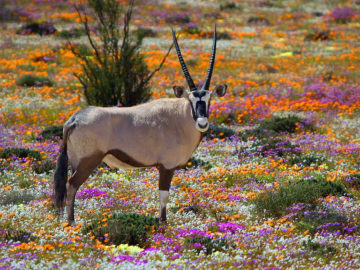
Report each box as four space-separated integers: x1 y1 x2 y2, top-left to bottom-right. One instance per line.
1 0 360 269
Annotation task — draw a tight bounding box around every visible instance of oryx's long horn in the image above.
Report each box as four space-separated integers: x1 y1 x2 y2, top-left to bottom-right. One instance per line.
171 28 197 91
202 24 217 90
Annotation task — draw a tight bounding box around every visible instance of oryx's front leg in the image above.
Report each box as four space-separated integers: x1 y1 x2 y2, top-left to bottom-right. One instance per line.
158 166 174 222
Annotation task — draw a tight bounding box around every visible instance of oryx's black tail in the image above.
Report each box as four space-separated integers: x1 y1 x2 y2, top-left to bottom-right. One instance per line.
53 125 74 212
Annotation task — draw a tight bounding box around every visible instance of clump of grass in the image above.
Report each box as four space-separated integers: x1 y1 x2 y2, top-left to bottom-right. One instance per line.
240 115 313 141
0 148 42 161
56 28 86 39
136 27 157 39
183 27 232 40
287 153 326 167
83 213 158 247
184 235 229 255
302 240 337 256
220 2 237 10
247 138 301 157
305 30 333 41
247 16 270 25
251 177 347 218
16 75 53 87
16 22 57 36
297 211 356 235
39 125 63 140
32 160 56 174
259 115 305 134
0 229 36 243
184 157 212 170
204 124 236 139
0 191 36 205
344 174 360 189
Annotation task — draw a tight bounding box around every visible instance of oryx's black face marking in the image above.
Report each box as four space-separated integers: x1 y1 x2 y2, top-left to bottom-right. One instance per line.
188 90 212 132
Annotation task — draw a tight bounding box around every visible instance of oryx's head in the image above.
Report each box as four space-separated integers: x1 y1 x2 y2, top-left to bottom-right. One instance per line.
171 25 227 132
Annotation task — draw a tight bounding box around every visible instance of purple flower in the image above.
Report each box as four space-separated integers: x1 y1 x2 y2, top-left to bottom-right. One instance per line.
76 188 109 199
111 255 147 265
329 7 357 23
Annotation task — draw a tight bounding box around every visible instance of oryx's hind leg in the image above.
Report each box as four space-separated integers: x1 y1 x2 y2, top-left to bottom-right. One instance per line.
66 153 103 226
158 166 174 223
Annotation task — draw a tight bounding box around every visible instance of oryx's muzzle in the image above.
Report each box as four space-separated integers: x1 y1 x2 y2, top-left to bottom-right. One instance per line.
196 117 209 132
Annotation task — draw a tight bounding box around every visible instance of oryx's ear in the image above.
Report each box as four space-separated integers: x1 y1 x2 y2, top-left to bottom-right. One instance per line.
211 84 227 97
173 85 189 98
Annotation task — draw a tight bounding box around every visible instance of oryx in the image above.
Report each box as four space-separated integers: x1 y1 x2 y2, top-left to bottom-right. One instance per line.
54 26 227 226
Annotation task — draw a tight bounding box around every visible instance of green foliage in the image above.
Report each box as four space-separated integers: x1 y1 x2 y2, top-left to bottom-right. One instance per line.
251 177 347 218
184 235 228 255
204 124 236 139
56 28 86 39
0 191 35 205
305 30 332 41
16 75 53 87
302 240 337 256
72 0 168 107
83 213 158 247
297 211 354 235
32 160 56 174
240 115 313 141
0 148 42 161
136 27 157 39
287 153 326 167
39 125 63 140
248 138 300 157
344 174 360 189
184 157 212 170
0 229 36 243
220 2 237 10
259 115 304 134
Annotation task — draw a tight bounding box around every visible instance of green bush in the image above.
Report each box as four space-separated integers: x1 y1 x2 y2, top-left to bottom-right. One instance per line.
297 211 354 235
16 75 53 87
83 213 158 247
344 174 360 189
56 28 86 39
287 153 325 167
247 138 300 157
136 27 157 39
0 229 36 243
184 235 228 255
0 191 35 205
184 157 212 170
204 124 236 139
251 177 347 218
259 115 305 134
220 2 237 10
32 160 56 174
302 240 337 256
39 125 63 140
0 148 42 161
240 115 313 141
72 0 170 107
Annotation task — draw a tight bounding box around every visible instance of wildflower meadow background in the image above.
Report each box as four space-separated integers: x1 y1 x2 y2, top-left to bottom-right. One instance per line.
1 0 360 269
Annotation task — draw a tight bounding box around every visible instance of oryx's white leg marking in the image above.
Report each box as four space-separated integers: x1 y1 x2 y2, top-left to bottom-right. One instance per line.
159 190 169 208
159 190 169 221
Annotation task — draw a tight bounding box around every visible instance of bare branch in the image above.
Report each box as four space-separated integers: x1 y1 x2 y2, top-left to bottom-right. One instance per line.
74 4 103 65
140 41 174 89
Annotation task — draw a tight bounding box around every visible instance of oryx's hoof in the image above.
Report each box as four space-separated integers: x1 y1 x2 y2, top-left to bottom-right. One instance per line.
67 220 76 227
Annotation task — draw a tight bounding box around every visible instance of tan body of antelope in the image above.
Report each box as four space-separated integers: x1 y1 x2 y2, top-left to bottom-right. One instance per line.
54 26 227 226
